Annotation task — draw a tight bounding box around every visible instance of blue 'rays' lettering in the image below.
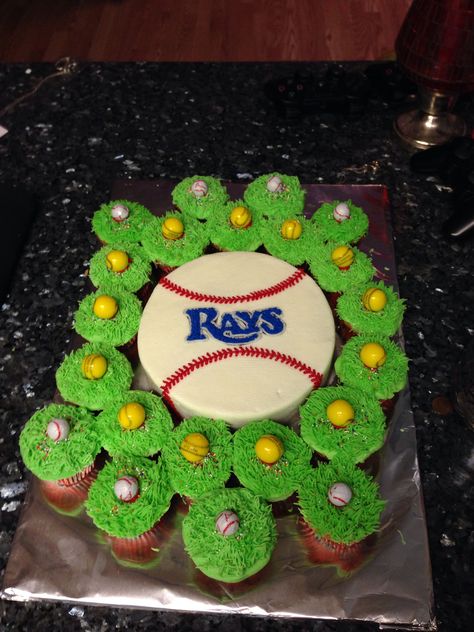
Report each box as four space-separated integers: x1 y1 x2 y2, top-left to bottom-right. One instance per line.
186 307 285 344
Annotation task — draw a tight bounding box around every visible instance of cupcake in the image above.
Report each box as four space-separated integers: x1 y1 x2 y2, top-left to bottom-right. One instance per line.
19 403 101 513
86 456 174 565
89 244 152 295
141 211 209 272
96 390 174 458
182 487 277 583
308 241 375 295
74 288 142 348
208 200 263 252
171 176 229 221
161 417 233 501
299 386 386 464
92 200 154 245
334 334 409 405
244 173 305 218
232 419 312 503
311 200 369 244
297 460 385 571
336 281 406 339
56 342 134 411
261 214 311 265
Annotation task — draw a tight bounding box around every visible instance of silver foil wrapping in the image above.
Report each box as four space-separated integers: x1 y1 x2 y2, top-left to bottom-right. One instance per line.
2 183 434 630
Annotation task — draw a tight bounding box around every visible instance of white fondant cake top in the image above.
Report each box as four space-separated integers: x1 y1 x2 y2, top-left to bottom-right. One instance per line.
137 252 335 427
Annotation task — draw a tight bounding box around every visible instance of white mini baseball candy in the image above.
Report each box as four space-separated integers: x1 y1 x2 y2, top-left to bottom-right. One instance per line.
266 175 284 193
110 203 130 222
215 510 240 536
114 476 139 503
46 418 70 442
190 179 208 198
333 202 351 223
328 482 352 507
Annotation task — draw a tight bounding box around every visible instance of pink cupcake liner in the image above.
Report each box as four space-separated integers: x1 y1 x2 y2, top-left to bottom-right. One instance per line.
297 517 367 572
107 517 172 565
40 461 99 512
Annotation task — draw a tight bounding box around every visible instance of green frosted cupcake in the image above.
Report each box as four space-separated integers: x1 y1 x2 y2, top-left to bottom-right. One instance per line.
19 403 100 481
56 342 134 411
308 241 374 293
92 200 154 245
334 334 409 401
161 417 233 500
311 200 369 244
96 391 173 458
244 173 305 218
141 211 209 269
336 281 406 337
233 420 312 502
86 456 173 539
299 386 386 463
298 460 385 546
182 487 277 582
89 244 152 294
172 176 229 220
74 288 142 347
261 214 311 266
208 200 263 252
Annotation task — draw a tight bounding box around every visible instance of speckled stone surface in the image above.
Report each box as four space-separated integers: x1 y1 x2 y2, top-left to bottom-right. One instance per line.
1 62 473 632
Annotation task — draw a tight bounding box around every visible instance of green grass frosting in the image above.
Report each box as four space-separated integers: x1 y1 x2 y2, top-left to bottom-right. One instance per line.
92 200 154 245
97 391 174 458
311 200 369 244
336 281 406 337
89 244 152 293
208 199 263 252
334 334 409 401
299 386 386 463
19 403 100 481
232 419 313 501
244 173 305 218
298 460 385 544
182 487 277 582
307 241 374 292
86 456 174 538
74 287 142 347
261 214 311 265
141 212 209 267
56 342 134 411
161 417 233 500
171 176 229 220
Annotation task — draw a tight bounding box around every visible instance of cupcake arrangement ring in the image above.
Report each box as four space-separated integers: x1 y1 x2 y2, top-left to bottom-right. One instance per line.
17 174 410 582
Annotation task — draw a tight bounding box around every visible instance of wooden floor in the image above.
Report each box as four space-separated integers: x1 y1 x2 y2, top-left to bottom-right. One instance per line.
0 0 411 62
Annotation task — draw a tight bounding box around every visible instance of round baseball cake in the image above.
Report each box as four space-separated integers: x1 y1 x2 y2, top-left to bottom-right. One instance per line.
137 252 335 428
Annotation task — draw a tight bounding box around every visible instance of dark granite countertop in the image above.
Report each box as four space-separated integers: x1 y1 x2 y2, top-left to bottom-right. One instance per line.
0 62 473 632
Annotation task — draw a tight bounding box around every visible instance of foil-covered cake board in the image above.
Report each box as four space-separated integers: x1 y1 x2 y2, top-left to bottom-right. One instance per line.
2 182 435 630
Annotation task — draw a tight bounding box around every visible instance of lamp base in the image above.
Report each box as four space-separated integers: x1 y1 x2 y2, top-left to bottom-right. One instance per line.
393 89 467 150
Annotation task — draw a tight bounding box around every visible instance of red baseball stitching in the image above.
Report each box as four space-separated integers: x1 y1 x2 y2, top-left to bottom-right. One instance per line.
160 346 322 407
159 268 307 304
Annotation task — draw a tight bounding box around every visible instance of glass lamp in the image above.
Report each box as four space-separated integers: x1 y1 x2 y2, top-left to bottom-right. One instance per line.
394 0 474 149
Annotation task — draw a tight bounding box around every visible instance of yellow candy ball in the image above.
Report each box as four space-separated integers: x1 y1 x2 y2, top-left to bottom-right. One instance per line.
331 245 354 269
93 294 118 320
106 250 129 273
162 217 184 240
255 434 284 465
360 342 387 369
362 288 387 312
230 206 252 229
118 402 146 430
281 218 303 240
81 354 108 380
180 432 210 464
326 399 355 428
